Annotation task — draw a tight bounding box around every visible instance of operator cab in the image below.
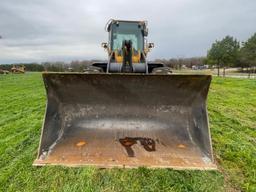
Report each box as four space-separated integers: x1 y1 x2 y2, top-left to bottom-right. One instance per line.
109 20 146 64
93 19 163 73
105 20 150 73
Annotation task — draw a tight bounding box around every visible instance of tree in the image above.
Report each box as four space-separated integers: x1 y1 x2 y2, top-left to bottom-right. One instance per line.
221 36 240 76
207 40 223 76
239 33 256 77
207 36 240 76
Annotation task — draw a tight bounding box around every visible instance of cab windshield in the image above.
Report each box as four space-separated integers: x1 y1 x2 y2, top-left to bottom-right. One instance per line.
111 22 143 51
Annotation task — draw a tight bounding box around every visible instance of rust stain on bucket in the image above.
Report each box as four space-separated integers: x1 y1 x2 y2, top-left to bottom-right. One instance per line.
76 141 86 147
178 144 186 149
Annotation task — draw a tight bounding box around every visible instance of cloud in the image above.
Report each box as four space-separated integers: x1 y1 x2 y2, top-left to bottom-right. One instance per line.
0 0 256 63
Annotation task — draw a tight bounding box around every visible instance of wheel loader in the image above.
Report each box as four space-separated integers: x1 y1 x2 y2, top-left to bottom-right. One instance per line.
11 65 25 74
34 19 216 169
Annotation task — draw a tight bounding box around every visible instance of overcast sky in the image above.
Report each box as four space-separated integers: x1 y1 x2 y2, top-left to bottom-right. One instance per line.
0 0 256 64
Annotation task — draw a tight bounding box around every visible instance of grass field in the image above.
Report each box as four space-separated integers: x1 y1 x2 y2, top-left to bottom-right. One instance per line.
0 73 255 192
172 68 256 79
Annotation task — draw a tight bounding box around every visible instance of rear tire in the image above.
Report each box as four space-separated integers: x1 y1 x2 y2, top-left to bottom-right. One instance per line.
152 67 172 74
83 66 103 73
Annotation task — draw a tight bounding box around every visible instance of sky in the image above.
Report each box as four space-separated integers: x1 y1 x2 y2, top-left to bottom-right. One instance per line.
0 0 256 64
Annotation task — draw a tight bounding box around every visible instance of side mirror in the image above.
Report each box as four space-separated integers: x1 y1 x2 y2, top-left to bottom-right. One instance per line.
143 28 148 36
148 43 154 49
101 42 108 49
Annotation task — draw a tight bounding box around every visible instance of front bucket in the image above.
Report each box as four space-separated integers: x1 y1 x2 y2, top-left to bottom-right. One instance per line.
34 73 216 169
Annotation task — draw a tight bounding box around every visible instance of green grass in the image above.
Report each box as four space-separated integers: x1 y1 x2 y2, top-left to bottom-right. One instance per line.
0 73 255 192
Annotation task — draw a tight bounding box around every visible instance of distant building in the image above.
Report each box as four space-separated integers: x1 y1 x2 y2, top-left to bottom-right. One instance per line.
192 65 209 70
181 64 187 69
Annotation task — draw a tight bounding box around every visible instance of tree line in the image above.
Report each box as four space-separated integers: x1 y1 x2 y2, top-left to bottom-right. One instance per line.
0 60 101 72
0 63 44 71
1 33 255 74
153 57 206 69
0 58 207 72
206 33 256 76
